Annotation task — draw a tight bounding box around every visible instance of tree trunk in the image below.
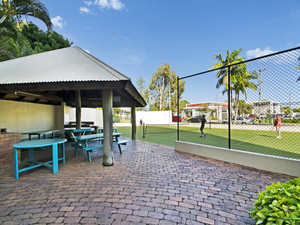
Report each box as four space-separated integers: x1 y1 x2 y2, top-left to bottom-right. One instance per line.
234 92 239 124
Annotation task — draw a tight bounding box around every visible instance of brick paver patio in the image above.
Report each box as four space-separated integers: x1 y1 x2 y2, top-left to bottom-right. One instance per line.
0 140 293 224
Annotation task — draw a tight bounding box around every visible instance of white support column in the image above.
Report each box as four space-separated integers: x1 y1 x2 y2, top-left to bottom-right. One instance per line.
102 89 114 166
131 105 136 140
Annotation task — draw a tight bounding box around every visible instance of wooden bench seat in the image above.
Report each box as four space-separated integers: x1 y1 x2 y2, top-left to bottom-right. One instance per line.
82 140 130 162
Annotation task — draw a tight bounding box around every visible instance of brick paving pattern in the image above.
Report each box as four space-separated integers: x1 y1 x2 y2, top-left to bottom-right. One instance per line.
0 140 293 224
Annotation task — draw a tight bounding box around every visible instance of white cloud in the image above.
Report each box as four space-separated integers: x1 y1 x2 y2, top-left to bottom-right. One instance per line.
79 0 125 14
84 1 93 6
246 47 276 59
94 0 125 10
110 0 125 10
80 6 91 14
51 16 64 29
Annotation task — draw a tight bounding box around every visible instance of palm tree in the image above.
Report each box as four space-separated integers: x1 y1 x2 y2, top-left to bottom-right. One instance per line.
0 12 33 61
0 0 52 30
211 49 245 122
232 66 257 122
211 49 244 88
221 67 257 123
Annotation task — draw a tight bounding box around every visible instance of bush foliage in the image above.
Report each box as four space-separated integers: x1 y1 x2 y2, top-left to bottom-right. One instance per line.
249 177 300 224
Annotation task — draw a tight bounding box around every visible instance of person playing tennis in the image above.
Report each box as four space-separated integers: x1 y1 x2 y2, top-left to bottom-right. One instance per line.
200 115 207 137
274 114 282 139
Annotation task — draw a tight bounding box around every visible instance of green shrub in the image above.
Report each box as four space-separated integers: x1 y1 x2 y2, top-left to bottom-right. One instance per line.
113 115 120 123
292 118 300 123
249 177 300 224
282 118 300 123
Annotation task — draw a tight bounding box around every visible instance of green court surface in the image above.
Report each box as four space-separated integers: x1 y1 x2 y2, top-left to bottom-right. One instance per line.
117 125 300 159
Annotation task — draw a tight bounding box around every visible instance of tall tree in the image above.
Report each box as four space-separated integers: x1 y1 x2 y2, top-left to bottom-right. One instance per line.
211 49 244 121
211 49 244 89
136 75 149 110
0 21 72 61
149 62 185 112
21 22 72 53
179 100 189 115
0 0 52 30
0 17 32 60
233 100 254 116
230 65 257 122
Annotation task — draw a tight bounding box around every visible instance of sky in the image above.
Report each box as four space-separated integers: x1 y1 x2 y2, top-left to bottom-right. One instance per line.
31 0 300 105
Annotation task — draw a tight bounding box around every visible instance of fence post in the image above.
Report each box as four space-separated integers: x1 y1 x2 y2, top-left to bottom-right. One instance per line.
228 66 231 149
177 76 180 141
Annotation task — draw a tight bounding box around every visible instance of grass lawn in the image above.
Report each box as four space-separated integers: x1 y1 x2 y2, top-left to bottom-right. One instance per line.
117 125 300 159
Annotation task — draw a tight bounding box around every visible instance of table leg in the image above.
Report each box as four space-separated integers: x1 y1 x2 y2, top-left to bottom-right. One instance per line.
61 143 65 164
14 148 19 179
52 143 58 174
28 148 34 167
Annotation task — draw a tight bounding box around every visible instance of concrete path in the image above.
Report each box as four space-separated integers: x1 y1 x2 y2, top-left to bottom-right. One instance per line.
0 140 293 224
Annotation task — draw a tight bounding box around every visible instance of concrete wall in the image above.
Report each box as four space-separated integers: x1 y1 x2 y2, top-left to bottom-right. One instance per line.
0 100 58 136
66 108 103 127
136 111 172 125
175 141 300 177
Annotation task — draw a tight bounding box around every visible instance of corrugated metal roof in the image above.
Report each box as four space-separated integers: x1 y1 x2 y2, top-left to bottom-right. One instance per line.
0 46 130 84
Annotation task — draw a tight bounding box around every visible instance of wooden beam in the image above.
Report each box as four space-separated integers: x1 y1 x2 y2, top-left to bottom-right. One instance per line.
124 81 147 107
0 81 126 92
2 91 63 102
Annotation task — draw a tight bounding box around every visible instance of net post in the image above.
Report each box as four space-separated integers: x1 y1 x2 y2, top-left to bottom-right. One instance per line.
177 76 180 141
228 66 231 150
143 123 145 138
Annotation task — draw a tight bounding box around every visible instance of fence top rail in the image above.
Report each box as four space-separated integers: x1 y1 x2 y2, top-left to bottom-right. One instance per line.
179 46 300 80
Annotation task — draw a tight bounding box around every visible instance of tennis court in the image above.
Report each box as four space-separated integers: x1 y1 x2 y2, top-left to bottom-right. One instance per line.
117 124 300 159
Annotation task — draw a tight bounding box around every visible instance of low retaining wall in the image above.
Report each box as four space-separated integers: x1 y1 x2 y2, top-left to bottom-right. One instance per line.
175 141 300 177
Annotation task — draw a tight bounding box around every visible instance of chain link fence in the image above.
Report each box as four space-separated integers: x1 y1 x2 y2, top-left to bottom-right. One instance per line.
177 47 300 159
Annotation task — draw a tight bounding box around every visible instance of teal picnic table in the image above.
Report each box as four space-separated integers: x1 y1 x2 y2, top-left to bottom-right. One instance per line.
73 133 129 162
96 127 117 133
21 129 61 140
64 128 92 139
13 138 67 179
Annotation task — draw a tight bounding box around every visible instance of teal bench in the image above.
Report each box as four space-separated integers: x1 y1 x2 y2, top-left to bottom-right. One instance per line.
82 140 130 162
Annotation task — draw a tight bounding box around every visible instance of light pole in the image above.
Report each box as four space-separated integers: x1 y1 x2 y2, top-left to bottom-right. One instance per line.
259 68 265 102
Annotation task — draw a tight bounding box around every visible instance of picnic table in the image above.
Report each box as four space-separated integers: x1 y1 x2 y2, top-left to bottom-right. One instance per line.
21 129 61 140
73 133 129 162
97 127 117 133
64 128 92 140
13 138 67 179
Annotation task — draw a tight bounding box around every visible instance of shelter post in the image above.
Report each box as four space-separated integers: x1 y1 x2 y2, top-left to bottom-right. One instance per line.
55 102 65 136
131 105 136 140
102 89 114 166
75 90 81 129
